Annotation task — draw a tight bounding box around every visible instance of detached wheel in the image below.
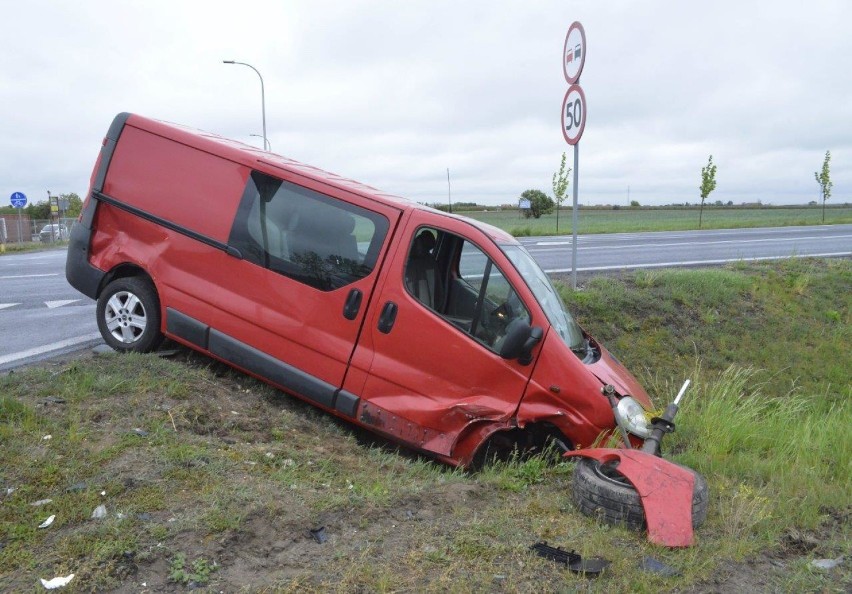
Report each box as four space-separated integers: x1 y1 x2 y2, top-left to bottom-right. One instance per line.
96 277 164 353
571 457 708 530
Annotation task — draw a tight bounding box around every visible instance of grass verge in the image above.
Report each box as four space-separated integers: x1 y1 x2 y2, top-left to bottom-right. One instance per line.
0 258 849 591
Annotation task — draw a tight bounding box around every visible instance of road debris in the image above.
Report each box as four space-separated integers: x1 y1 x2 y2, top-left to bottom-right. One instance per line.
639 556 681 577
310 526 328 544
38 515 56 529
91 505 107 519
40 574 75 589
810 557 844 570
529 541 610 576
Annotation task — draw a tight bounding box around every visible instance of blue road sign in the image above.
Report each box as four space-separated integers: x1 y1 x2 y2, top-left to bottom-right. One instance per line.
10 192 27 208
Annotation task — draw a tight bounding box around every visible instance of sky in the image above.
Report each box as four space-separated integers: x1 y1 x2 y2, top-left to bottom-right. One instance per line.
2 0 850 208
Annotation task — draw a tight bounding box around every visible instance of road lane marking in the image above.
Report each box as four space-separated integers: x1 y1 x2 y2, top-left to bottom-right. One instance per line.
0 333 102 366
45 299 81 309
0 273 60 279
0 303 21 310
543 252 852 274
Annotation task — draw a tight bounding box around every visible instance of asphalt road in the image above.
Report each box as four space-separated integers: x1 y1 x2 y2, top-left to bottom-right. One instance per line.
1 224 849 371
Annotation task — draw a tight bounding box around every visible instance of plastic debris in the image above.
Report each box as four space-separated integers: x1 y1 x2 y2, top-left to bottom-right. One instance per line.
810 557 844 570
40 574 75 589
65 482 86 493
91 505 107 519
4 487 14 496
310 526 328 544
529 541 610 576
38 515 56 529
132 428 149 437
42 435 52 441
41 397 66 405
640 556 681 577
31 499 53 506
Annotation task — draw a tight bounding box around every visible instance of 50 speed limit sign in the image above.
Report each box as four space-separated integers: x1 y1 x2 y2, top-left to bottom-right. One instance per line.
561 84 586 145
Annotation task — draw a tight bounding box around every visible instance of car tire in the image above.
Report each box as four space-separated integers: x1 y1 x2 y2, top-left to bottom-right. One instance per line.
96 277 164 353
571 457 709 530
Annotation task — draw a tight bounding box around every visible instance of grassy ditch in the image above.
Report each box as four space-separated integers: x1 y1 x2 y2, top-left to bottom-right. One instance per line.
1 259 850 592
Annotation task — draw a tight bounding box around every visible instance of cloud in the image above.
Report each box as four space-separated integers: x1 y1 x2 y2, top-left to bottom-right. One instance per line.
1 0 849 208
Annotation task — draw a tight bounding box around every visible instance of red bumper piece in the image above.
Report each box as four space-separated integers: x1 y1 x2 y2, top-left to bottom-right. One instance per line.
565 448 695 547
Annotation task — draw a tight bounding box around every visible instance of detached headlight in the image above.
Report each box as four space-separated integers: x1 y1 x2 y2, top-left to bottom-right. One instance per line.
614 396 652 438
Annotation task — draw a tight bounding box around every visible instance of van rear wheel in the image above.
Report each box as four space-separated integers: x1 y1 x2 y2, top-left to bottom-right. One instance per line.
97 277 164 353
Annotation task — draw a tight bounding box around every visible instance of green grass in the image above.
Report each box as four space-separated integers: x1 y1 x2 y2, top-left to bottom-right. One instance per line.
464 205 852 235
0 259 849 591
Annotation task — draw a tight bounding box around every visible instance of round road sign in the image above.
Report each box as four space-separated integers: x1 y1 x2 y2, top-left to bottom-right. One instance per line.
563 21 586 84
10 192 27 208
561 84 586 145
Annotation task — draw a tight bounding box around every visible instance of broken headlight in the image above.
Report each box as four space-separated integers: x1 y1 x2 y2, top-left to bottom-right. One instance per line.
614 396 652 439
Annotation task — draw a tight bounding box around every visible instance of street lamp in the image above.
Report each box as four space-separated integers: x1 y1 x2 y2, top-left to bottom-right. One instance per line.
223 60 267 152
249 134 271 151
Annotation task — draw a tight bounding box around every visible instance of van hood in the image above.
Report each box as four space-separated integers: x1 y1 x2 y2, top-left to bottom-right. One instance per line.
587 347 653 409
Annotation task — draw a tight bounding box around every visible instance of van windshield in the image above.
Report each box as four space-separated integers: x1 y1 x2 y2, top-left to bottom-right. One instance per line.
502 245 586 353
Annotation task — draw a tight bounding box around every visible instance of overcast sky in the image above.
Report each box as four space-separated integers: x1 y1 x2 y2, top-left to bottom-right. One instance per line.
2 0 850 208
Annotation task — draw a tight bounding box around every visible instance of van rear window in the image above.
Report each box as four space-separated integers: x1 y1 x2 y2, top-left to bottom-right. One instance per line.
229 171 389 291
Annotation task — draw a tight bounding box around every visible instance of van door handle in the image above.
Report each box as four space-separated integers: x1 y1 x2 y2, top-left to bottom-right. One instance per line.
377 301 398 334
343 288 363 320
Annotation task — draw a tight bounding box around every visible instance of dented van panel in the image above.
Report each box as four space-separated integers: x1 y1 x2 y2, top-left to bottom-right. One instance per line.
67 112 658 468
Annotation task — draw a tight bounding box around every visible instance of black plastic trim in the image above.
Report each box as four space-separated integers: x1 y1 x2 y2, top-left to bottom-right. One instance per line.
333 389 360 418
166 308 210 349
65 221 105 299
93 190 243 259
93 112 130 194
208 329 336 409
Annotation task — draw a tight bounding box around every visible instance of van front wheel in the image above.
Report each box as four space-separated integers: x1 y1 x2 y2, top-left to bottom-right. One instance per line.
97 277 164 353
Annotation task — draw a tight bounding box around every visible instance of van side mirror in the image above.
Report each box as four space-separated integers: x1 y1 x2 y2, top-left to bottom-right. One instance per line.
499 320 543 365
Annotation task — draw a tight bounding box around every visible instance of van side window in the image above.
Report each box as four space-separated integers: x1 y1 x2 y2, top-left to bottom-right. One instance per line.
404 227 530 352
229 171 390 291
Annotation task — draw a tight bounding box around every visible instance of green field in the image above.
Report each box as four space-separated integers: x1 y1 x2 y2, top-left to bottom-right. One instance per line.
1 259 849 591
461 206 852 236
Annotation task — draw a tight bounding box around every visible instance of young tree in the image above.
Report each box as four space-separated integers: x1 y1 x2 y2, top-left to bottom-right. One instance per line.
814 150 832 223
551 152 571 234
699 155 717 229
520 189 554 219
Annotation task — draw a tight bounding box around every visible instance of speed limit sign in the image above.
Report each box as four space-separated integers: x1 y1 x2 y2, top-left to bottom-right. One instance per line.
561 84 586 145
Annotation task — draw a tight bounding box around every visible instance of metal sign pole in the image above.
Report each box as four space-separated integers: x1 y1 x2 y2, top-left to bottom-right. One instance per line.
571 143 579 290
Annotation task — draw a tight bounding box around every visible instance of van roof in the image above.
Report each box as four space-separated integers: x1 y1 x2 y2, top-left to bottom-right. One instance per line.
123 113 515 244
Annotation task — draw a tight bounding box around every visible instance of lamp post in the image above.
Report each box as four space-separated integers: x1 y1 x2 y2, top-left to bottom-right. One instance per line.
223 60 267 152
249 134 271 151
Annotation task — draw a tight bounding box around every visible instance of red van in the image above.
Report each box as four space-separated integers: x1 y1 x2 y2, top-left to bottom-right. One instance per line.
66 113 656 467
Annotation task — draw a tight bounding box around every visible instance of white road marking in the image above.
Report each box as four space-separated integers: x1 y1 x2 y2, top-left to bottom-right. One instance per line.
0 303 21 310
543 252 852 274
45 299 81 309
0 333 102 366
0 273 59 280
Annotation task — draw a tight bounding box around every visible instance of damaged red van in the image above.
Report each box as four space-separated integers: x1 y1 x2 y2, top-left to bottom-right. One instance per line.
66 112 661 468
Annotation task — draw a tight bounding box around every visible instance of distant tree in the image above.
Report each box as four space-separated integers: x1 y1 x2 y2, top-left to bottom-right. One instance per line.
814 150 832 223
699 155 717 228
630 200 640 208
551 152 571 233
520 189 554 219
727 200 734 206
25 201 51 220
62 193 83 218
